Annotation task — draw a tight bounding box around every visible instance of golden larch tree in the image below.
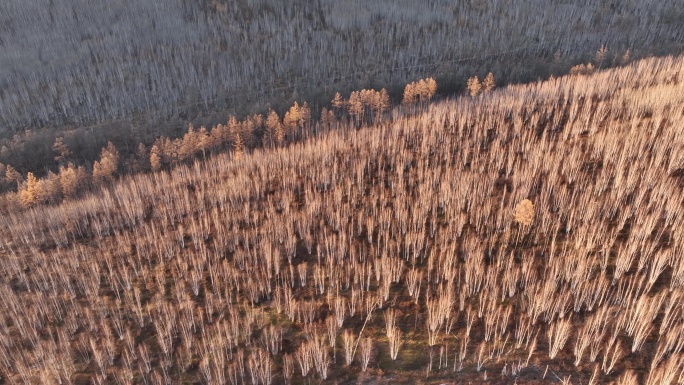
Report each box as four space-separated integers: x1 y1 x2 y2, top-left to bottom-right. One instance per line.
150 145 163 171
379 88 391 114
59 163 79 199
513 199 535 226
40 171 62 203
483 72 495 92
19 172 38 208
233 134 244 160
299 102 311 133
179 125 199 161
320 107 333 131
467 76 482 97
208 123 226 150
196 126 210 157
5 164 22 186
53 137 72 164
402 82 417 107
284 102 301 140
93 142 119 184
266 110 284 147
331 92 346 113
227 116 241 144
425 78 437 101
348 91 364 125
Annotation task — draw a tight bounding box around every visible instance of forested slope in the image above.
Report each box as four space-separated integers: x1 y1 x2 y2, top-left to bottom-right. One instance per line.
1 55 684 384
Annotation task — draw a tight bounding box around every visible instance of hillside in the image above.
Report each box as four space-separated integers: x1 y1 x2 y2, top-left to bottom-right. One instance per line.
1 0 683 178
1 55 684 384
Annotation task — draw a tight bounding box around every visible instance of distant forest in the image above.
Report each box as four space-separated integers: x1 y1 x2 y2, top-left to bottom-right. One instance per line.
0 0 683 178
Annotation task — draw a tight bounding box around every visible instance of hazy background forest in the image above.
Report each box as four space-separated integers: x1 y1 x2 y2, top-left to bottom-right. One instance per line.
0 0 683 177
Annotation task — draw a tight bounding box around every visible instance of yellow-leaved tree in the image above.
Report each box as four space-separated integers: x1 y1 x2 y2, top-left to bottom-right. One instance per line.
19 172 38 208
467 76 482 97
265 109 284 147
483 72 495 92
92 142 120 185
513 199 535 226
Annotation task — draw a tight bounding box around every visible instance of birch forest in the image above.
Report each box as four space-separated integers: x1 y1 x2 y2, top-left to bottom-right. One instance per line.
1 54 684 384
2 1 684 384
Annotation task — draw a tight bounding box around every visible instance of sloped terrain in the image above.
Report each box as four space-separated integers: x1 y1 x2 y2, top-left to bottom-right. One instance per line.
1 55 684 384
